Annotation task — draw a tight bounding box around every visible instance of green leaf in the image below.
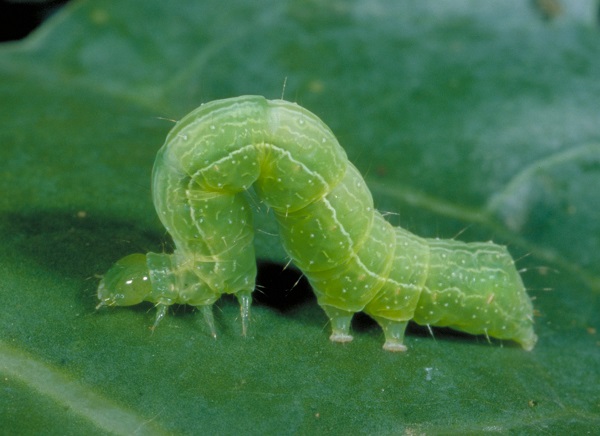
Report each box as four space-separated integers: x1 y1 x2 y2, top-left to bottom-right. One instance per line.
1 0 599 433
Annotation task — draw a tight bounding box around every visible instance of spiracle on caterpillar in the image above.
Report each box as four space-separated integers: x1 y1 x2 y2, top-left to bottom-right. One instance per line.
96 95 537 352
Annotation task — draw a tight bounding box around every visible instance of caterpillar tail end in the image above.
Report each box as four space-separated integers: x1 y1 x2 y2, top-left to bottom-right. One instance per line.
323 306 354 343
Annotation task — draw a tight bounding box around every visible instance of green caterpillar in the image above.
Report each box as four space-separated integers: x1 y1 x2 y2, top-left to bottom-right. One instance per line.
97 96 537 352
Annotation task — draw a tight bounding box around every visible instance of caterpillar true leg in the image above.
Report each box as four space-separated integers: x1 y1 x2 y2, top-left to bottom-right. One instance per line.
201 305 217 339
152 304 168 331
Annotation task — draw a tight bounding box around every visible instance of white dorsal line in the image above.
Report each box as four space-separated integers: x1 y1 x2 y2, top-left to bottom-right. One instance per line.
265 144 331 193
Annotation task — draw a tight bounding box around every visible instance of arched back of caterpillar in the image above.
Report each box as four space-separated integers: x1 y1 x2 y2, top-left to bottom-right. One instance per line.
97 96 537 352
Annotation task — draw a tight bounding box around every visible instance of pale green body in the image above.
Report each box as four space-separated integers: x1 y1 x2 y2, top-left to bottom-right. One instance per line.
97 96 537 351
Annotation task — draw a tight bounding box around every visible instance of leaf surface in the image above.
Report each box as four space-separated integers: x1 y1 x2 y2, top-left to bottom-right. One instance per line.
1 0 599 433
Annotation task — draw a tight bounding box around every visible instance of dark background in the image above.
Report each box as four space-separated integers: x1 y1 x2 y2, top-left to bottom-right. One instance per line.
0 0 69 41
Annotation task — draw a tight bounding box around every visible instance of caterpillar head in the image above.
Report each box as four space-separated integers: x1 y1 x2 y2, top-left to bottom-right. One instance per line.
97 254 152 308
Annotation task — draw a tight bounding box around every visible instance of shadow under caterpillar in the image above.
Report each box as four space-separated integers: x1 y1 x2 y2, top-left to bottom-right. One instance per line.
97 96 537 352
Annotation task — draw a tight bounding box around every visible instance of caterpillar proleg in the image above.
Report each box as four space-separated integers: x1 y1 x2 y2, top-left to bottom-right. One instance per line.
97 96 537 352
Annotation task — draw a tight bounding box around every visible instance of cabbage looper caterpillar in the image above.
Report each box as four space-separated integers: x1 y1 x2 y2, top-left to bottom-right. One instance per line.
97 96 537 352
